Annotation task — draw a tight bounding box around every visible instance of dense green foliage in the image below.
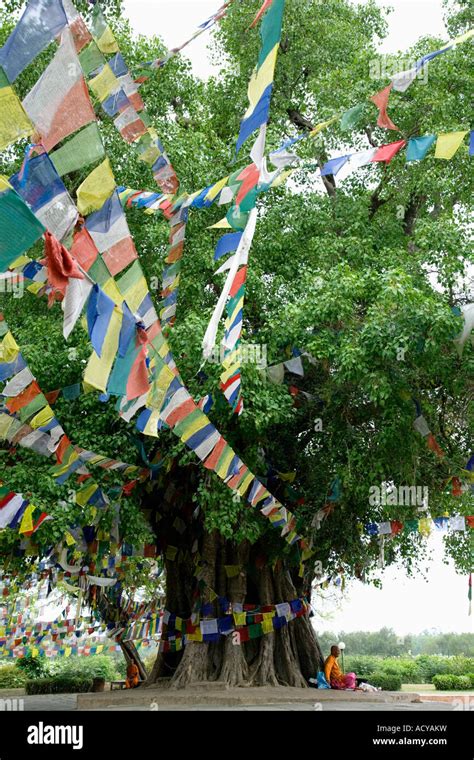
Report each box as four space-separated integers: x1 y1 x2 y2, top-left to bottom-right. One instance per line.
0 0 472 595
0 665 27 689
48 654 120 681
15 654 50 679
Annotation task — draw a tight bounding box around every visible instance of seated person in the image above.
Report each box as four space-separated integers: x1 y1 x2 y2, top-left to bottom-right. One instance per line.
125 660 140 689
324 645 356 689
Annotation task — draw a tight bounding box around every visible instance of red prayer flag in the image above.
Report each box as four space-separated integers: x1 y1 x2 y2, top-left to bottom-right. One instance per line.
372 139 406 164
426 433 445 458
370 83 398 131
249 0 274 28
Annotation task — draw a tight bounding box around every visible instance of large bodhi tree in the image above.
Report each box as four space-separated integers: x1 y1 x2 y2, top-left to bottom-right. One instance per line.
0 0 472 687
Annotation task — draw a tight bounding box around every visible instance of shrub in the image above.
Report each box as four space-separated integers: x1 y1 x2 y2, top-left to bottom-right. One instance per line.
49 655 119 681
417 655 474 681
0 665 27 689
25 677 93 695
432 675 456 690
432 674 474 691
15 655 50 679
369 672 402 691
344 655 380 677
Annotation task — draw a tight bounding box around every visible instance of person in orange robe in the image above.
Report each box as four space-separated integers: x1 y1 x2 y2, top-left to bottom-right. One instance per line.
324 645 356 689
125 661 140 689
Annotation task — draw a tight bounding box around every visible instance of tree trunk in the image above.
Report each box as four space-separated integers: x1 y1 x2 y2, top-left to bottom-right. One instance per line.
120 640 147 681
145 533 324 689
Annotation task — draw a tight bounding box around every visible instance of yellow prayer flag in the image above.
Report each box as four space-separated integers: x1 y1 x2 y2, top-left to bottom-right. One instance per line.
215 447 234 480
310 116 338 137
84 306 122 392
65 531 76 546
220 361 240 385
233 612 246 626
143 409 160 438
261 618 274 634
0 412 14 440
89 64 119 103
0 87 33 151
237 472 253 496
75 482 98 507
224 565 240 578
0 331 20 363
97 27 119 54
8 254 31 268
205 176 230 202
76 158 115 216
245 44 279 116
180 414 209 443
270 169 293 188
102 277 124 306
451 29 474 46
208 218 232 229
29 404 55 430
19 504 35 534
434 131 468 159
27 282 44 295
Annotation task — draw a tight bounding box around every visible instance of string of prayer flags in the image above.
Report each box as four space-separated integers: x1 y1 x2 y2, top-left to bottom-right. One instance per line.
1 3 307 554
0 316 114 505
157 597 309 650
135 0 234 78
236 0 285 154
0 487 51 535
412 403 446 460
72 5 179 195
366 515 473 537
0 0 68 82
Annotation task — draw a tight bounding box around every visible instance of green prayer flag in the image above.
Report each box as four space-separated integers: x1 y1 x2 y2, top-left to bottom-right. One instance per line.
340 103 365 131
0 185 45 272
79 42 106 76
50 123 105 177
249 623 263 640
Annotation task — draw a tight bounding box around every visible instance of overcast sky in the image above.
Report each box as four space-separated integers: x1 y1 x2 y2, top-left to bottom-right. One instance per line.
123 0 448 79
120 0 471 636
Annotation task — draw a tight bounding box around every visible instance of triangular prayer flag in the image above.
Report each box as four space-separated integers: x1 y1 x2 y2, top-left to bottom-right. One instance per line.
372 140 406 164
434 131 468 159
406 135 436 162
370 83 398 131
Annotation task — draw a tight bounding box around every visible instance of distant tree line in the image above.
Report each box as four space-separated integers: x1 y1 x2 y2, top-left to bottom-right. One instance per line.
317 627 474 657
